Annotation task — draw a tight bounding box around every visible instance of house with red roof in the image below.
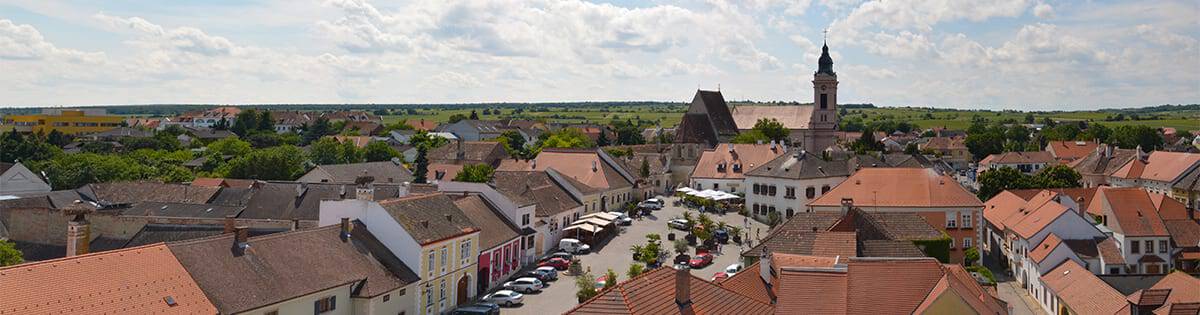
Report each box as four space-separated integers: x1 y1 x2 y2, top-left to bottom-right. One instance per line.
1124 271 1200 314
1109 150 1200 196
1095 187 1179 274
1044 140 1099 163
1040 260 1130 315
689 143 788 194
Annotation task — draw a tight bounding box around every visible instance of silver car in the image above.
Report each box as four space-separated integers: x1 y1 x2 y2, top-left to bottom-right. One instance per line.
503 277 544 293
483 290 524 307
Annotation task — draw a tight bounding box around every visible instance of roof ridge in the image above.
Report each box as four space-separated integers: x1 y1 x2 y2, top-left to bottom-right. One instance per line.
0 243 167 271
378 192 444 204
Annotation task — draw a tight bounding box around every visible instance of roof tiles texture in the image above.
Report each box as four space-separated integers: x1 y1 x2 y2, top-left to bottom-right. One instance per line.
1041 260 1129 315
492 170 582 217
567 266 774 315
378 193 480 245
729 105 814 130
0 244 217 314
310 161 414 184
1113 151 1200 182
498 149 633 190
715 261 772 304
810 168 983 208
691 144 787 180
1046 141 1100 161
1101 188 1170 237
453 195 520 250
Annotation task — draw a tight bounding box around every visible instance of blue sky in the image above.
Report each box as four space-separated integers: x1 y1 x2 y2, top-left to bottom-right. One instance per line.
1 0 1197 110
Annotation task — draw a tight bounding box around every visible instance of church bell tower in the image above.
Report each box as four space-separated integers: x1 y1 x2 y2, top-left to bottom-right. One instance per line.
810 41 838 131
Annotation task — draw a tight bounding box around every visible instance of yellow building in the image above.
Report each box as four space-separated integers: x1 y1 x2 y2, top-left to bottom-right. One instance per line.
1 109 123 135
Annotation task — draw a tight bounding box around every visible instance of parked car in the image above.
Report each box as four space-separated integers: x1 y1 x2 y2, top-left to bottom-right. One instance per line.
534 266 559 281
545 251 574 262
452 306 499 315
724 263 743 275
504 277 544 293
714 229 729 244
638 198 664 210
482 290 524 307
689 253 714 268
668 219 690 230
539 257 571 270
471 302 501 312
559 238 591 254
607 211 633 225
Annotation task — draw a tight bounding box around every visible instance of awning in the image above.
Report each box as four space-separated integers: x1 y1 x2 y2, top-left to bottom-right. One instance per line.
676 187 697 193
580 212 618 221
572 217 612 227
564 224 604 234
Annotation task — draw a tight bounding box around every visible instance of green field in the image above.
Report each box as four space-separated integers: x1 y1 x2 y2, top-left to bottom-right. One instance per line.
848 106 1198 132
382 105 685 127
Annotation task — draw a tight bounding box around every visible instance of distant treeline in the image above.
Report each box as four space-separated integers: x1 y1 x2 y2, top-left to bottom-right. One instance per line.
0 101 686 116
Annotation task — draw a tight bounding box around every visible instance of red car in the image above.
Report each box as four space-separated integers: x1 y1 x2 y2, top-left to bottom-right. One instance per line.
539 257 571 270
689 253 714 268
711 272 729 281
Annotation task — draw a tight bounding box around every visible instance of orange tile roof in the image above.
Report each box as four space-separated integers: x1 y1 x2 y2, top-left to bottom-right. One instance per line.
729 105 814 129
716 261 772 304
1007 192 1072 239
979 151 1056 166
0 243 217 314
332 135 373 148
1099 188 1170 237
1041 260 1129 315
190 177 226 187
1029 233 1064 263
1150 193 1191 221
428 163 464 181
983 191 1028 231
846 258 946 314
915 264 1007 315
497 149 633 190
690 143 786 180
1136 271 1200 315
406 119 438 131
776 268 848 315
567 266 774 315
1113 151 1200 182
1046 141 1100 161
809 168 983 208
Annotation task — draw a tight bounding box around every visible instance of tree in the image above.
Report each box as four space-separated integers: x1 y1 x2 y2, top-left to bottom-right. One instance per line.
964 247 980 266
46 129 69 147
40 153 157 189
0 239 22 267
499 130 528 158
1035 165 1082 188
1005 124 1031 144
1024 113 1035 124
1042 124 1081 141
604 269 618 290
964 126 1004 160
753 118 789 142
850 127 884 154
454 164 495 183
575 271 598 302
731 129 770 144
626 263 645 279
0 131 62 163
222 145 307 180
413 146 429 183
640 158 650 178
213 117 230 130
302 117 334 145
309 137 361 165
207 137 253 156
469 110 480 120
597 129 610 147
363 141 400 162
257 110 274 132
1110 125 1163 152
447 114 468 123
231 109 258 136
542 128 595 149
976 167 1033 200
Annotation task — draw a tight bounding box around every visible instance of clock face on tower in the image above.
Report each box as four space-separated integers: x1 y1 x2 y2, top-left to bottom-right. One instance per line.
820 85 827 91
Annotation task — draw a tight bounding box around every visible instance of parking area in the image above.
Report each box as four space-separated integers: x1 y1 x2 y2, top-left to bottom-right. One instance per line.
499 196 768 314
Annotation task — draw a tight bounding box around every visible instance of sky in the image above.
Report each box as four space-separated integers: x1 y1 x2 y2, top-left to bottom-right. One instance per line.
0 0 1197 110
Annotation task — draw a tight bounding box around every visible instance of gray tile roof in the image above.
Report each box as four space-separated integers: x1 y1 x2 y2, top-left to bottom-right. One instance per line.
453 195 521 250
117 201 243 219
377 193 480 245
123 224 286 247
746 150 853 179
492 171 582 217
239 182 405 221
308 161 414 184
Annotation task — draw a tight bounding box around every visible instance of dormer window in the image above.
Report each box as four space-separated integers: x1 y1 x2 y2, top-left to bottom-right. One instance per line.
717 163 726 172
732 163 742 172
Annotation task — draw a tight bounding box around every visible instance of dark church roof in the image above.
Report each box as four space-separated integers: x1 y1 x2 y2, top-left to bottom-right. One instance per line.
817 42 836 75
675 90 738 146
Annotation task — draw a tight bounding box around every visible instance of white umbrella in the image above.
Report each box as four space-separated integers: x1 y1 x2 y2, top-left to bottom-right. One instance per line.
676 187 697 193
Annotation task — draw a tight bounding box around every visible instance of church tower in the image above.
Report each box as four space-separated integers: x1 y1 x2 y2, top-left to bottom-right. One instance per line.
804 41 839 152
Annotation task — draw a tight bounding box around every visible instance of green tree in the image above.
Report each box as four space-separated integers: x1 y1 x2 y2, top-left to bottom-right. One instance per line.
753 118 789 142
640 158 650 178
301 117 334 145
453 164 495 183
542 128 595 149
0 239 22 267
46 129 69 147
363 141 400 162
213 117 230 130
0 131 62 163
40 153 157 190
1110 125 1163 152
231 109 257 136
597 129 610 146
257 110 274 132
604 269 618 291
731 129 770 144
1081 124 1111 143
413 146 429 184
965 126 1004 160
575 271 598 302
222 145 307 180
469 110 479 120
498 130 528 158
976 167 1032 200
308 137 361 165
1006 124 1031 144
1042 124 1081 141
447 114 468 123
1035 165 1082 188
626 263 645 279
409 131 449 150
964 247 980 266
207 137 253 156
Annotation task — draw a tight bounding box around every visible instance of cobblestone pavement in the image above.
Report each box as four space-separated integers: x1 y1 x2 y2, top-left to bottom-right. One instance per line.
499 196 768 314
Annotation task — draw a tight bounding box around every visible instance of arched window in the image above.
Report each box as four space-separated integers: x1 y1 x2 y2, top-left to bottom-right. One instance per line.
786 208 794 218
806 187 816 199
821 185 831 194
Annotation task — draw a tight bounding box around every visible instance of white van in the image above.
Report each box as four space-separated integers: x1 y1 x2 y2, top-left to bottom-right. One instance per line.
559 238 591 254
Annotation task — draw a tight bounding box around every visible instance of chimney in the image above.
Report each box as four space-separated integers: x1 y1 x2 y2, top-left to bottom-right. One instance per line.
231 226 250 256
592 160 598 172
296 182 308 198
339 217 352 242
398 182 410 198
65 214 90 257
355 171 375 201
758 246 772 284
770 140 777 151
456 138 466 161
531 159 537 169
840 198 854 214
223 215 236 233
674 265 692 307
727 143 734 153
1105 144 1113 158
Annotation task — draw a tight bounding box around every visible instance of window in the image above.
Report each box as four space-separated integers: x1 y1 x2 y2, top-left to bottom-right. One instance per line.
383 293 390 302
961 212 972 228
713 183 719 189
441 247 448 273
768 206 776 214
963 237 972 249
439 279 447 302
786 208 794 218
768 185 777 196
820 94 828 109
1145 240 1154 254
1131 240 1140 254
785 187 796 199
946 214 957 228
1159 240 1168 254
461 240 472 266
425 288 434 311
1109 267 1120 274
806 187 816 199
427 252 436 276
821 185 830 194
522 214 530 226
753 184 761 195
753 204 760 215
314 296 336 314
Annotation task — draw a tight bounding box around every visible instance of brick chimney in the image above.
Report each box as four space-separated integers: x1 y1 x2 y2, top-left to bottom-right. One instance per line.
231 226 250 256
65 214 90 257
223 215 236 233
355 171 375 201
340 217 352 242
674 264 692 307
840 198 854 214
456 138 466 161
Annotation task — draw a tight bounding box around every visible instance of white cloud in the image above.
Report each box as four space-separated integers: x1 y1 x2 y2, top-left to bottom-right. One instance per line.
0 19 104 62
1033 2 1055 19
94 13 235 56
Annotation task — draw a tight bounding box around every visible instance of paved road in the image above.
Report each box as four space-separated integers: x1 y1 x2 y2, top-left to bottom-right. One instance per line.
994 274 1046 315
500 196 767 314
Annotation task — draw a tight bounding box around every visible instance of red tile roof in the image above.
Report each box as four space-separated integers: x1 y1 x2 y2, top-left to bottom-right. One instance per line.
567 266 774 315
406 119 438 131
1133 271 1200 315
1046 141 1100 161
690 143 786 180
0 244 217 314
809 168 983 208
1029 233 1064 263
1113 151 1200 182
716 261 772 304
498 149 633 190
979 151 1056 166
1041 260 1130 315
776 267 848 314
846 258 946 314
729 105 814 129
1099 188 1170 237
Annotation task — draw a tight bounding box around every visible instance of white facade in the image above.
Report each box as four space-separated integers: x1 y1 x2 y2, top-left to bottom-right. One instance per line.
744 174 845 223
690 178 745 193
0 162 52 195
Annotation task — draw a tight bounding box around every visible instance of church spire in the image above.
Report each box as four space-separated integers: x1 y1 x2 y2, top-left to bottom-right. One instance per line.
817 40 835 75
